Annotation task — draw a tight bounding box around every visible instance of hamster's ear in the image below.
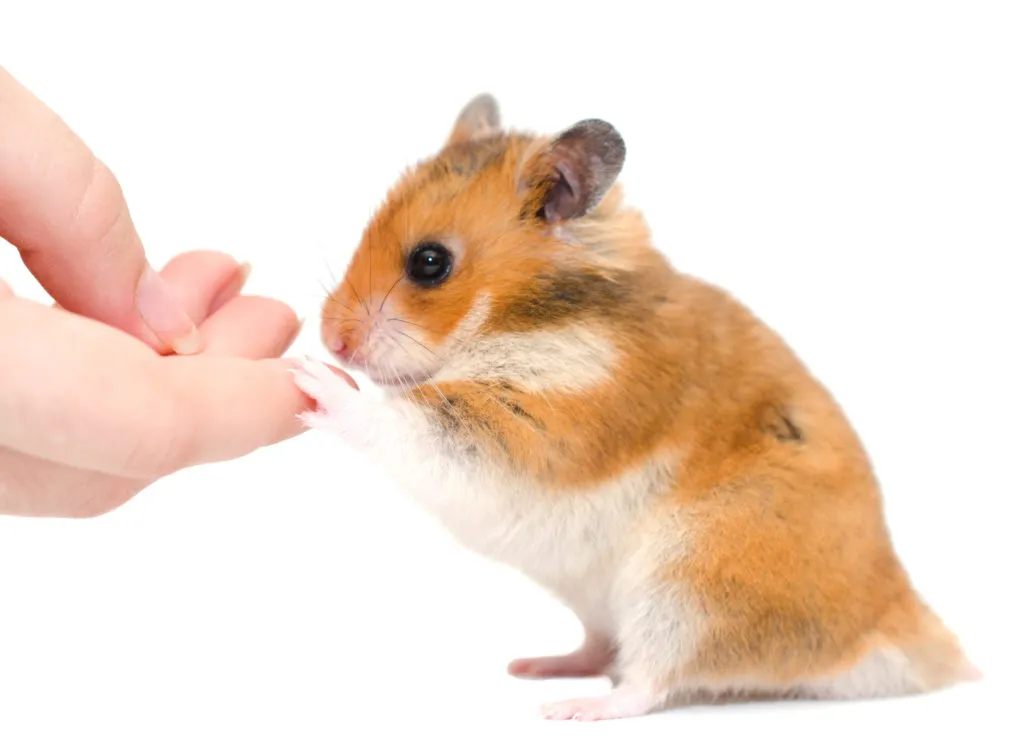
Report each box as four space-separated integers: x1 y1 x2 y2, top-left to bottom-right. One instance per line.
446 93 501 147
520 119 626 223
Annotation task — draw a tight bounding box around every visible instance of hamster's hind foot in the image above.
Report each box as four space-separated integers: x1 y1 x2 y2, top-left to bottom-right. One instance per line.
539 684 665 722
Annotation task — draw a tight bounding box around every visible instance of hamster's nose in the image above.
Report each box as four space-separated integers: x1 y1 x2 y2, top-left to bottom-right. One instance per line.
322 326 365 368
331 338 349 359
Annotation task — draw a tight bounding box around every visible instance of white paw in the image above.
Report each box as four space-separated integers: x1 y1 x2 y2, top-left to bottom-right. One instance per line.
290 356 366 442
539 687 660 721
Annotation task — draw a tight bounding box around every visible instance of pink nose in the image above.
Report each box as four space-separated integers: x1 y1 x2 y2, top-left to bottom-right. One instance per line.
324 330 365 367
331 338 349 358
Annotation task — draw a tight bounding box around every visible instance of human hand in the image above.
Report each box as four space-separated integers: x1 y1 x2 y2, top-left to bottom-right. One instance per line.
0 66 349 517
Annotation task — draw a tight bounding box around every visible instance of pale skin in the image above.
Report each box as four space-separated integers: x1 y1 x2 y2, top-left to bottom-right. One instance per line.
0 66 353 518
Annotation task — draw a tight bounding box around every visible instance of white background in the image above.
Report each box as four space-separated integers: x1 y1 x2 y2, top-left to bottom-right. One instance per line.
1 1 1021 750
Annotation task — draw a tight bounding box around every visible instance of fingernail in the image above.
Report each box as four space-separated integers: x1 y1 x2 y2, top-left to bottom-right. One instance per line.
281 318 303 354
209 261 253 313
136 264 203 355
238 261 253 286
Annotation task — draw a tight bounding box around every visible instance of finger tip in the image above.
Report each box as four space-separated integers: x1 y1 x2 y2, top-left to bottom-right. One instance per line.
207 260 255 314
238 261 253 286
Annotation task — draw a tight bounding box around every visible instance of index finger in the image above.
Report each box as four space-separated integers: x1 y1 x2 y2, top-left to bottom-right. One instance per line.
0 291 319 478
0 66 201 355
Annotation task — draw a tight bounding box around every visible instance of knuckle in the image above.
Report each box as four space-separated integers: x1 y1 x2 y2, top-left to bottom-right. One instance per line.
68 156 127 249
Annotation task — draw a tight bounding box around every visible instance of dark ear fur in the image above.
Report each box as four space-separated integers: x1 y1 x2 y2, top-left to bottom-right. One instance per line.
446 93 501 147
521 119 626 223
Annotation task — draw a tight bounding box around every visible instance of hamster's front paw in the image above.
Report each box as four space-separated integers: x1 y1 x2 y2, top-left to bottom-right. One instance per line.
290 357 370 446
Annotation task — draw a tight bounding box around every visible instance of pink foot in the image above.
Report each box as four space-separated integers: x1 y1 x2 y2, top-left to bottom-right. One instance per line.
539 686 663 721
508 640 615 679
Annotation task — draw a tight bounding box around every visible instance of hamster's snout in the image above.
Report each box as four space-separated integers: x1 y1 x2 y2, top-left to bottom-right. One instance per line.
321 321 366 369
319 281 445 386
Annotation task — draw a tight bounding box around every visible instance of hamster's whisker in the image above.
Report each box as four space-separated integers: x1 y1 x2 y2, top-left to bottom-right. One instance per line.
392 330 445 363
316 279 357 315
384 339 431 402
344 277 372 317
321 258 339 288
386 334 459 421
332 292 356 311
395 324 542 435
398 330 534 450
322 316 364 326
388 317 445 337
378 275 404 313
385 359 430 412
349 328 371 367
317 280 344 307
367 219 376 305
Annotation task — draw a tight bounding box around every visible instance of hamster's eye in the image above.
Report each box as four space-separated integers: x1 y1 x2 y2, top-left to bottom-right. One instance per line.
406 242 453 287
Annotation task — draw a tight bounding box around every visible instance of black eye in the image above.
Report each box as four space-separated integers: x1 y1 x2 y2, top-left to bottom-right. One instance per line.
406 242 453 287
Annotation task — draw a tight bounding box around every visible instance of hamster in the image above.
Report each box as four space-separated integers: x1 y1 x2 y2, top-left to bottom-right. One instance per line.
292 94 978 721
